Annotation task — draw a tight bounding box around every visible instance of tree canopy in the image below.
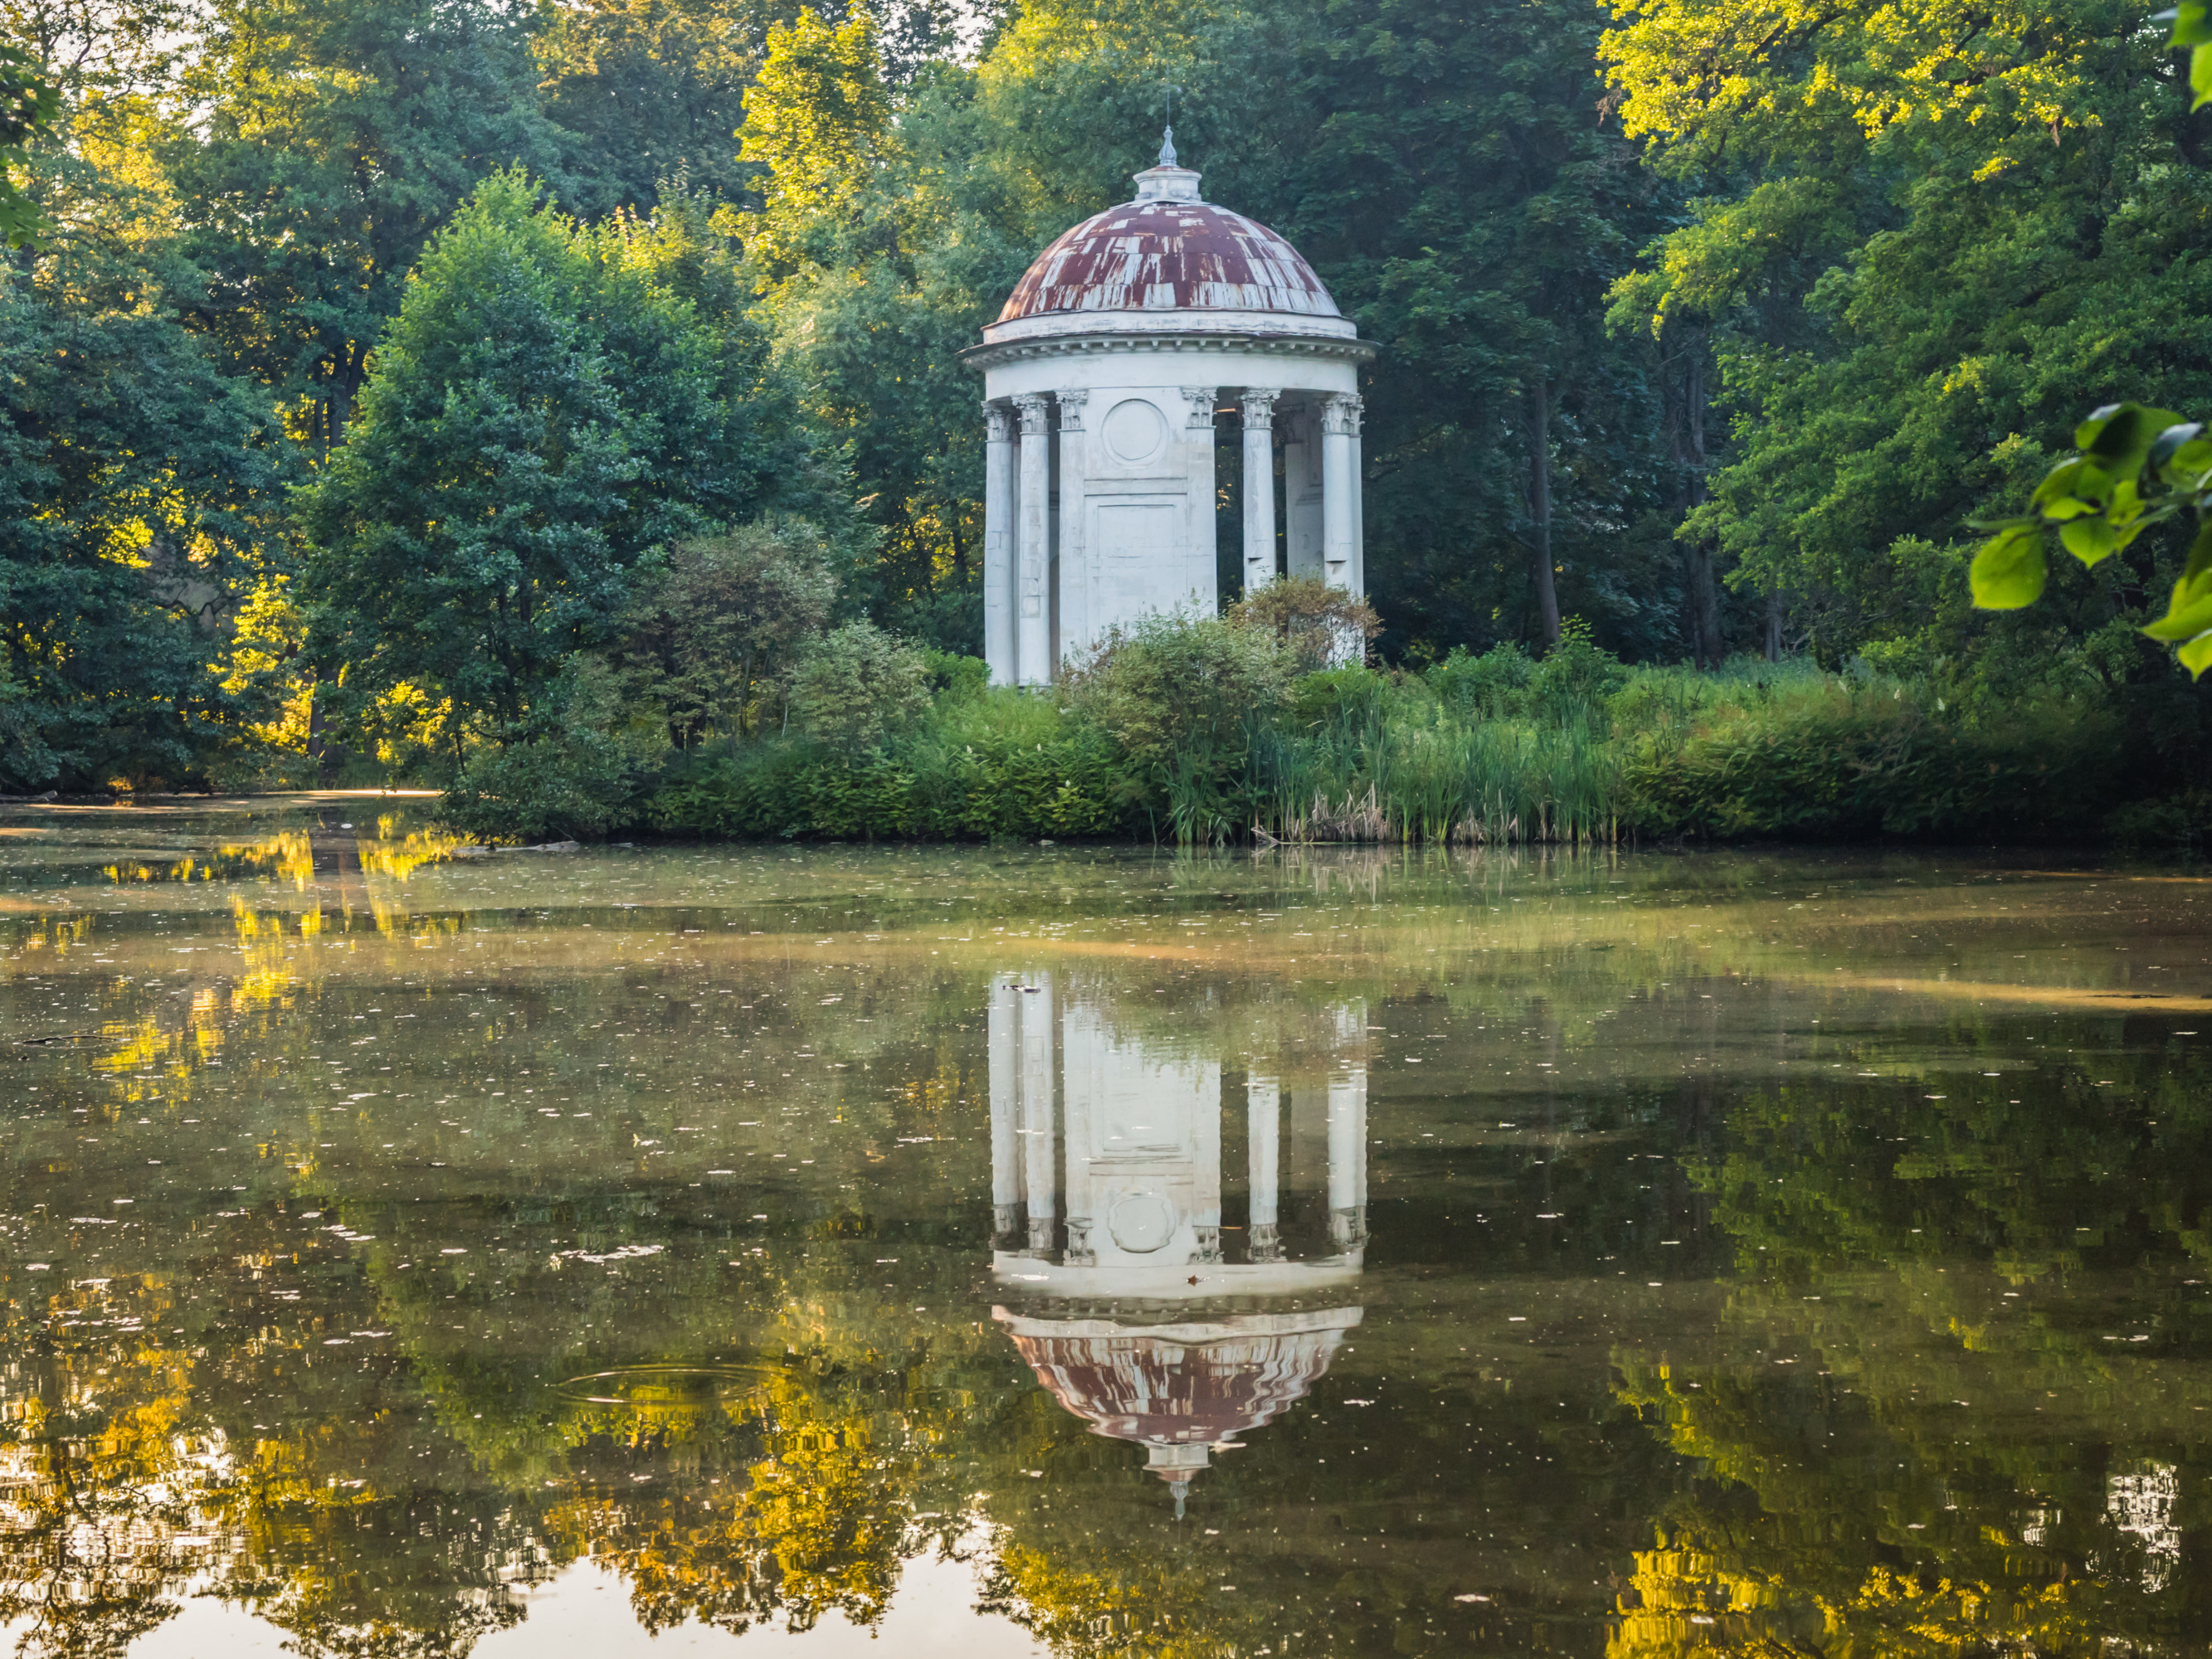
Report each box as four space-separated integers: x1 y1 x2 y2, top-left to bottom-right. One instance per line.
0 0 2199 797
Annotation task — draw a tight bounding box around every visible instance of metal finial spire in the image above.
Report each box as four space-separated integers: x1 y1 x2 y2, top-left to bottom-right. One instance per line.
1159 77 1177 166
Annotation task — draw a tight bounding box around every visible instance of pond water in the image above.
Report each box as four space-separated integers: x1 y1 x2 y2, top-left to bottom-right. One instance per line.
0 800 2206 1657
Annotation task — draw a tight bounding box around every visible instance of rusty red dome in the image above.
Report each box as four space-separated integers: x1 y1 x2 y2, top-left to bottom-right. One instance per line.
996 167 1340 326
996 1308 1359 1454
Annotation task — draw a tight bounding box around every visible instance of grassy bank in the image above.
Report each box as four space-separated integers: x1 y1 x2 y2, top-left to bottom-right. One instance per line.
634 638 2160 849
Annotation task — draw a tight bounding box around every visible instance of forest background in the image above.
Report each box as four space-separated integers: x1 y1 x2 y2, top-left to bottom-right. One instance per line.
7 0 2211 844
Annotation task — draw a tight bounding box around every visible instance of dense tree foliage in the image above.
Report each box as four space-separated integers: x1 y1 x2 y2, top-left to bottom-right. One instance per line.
1601 0 2212 694
0 0 2204 813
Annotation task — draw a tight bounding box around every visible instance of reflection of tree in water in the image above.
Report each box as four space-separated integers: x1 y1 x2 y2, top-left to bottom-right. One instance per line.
0 1238 994 1653
0 1288 211 1659
543 1359 965 1637
222 1501 538 1659
1612 1034 2212 1658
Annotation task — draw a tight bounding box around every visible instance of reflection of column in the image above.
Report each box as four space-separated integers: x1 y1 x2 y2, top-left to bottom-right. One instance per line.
1055 390 1089 664
1247 1076 1281 1262
1327 1066 1367 1250
989 973 1020 1243
1240 389 1278 596
1015 393 1053 686
1062 995 1094 1266
1021 973 1056 1254
1320 394 1362 591
1193 1064 1222 1264
983 403 1016 687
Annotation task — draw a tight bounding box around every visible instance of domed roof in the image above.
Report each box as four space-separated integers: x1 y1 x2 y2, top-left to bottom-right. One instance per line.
979 154 1356 348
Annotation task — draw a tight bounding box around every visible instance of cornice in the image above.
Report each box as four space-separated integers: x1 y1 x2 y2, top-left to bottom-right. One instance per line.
960 331 1376 373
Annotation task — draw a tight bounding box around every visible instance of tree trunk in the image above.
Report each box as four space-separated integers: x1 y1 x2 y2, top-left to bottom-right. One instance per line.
1527 376 1561 649
1763 589 1784 662
1683 342 1723 667
1663 326 1724 668
325 340 367 449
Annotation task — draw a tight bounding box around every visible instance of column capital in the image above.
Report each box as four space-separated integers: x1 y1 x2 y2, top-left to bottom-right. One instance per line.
1013 392 1052 435
984 401 1014 443
1320 392 1364 437
1239 387 1279 428
1055 387 1089 431
1179 386 1219 431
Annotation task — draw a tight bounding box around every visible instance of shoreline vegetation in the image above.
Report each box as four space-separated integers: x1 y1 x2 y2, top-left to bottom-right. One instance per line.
386 577 2183 852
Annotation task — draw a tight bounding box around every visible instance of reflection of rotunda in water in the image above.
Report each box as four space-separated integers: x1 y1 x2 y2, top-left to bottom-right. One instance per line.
986 973 1369 1509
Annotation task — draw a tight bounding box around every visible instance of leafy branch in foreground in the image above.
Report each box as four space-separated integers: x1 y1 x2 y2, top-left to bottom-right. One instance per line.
2160 0 2212 111
1971 402 2212 676
1966 0 2212 678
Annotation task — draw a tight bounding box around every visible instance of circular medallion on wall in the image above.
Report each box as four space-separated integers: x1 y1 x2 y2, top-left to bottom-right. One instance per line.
1100 398 1169 467
1105 1190 1177 1253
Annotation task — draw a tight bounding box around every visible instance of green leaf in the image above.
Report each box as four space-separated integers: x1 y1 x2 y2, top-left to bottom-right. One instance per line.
2073 404 2127 450
2197 41 2212 109
2168 0 2212 46
2076 402 2183 478
2183 519 2212 588
2160 432 2212 488
2151 421 2205 465
2180 630 2212 678
2029 457 2100 519
1970 525 2047 608
2057 513 2129 565
2143 589 2212 642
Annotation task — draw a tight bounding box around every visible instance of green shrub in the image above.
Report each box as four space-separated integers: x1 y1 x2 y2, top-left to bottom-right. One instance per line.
1288 664 1390 727
618 518 838 747
1227 576 1382 673
443 656 664 841
645 710 1136 841
788 621 932 749
1427 641 1532 718
2107 790 2212 852
1063 613 1291 766
1523 619 1628 720
923 649 991 703
1619 684 2122 839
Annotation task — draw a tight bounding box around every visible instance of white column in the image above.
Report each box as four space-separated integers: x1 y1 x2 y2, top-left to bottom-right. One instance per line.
1247 1075 1281 1262
1055 390 1089 663
982 403 1016 686
1014 393 1053 686
1349 403 1366 598
1326 1066 1367 1252
1021 972 1055 1254
988 973 1020 1242
1240 389 1278 596
1320 392 1362 594
1181 387 1219 613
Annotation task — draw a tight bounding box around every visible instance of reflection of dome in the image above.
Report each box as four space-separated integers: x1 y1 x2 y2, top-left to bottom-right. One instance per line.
995 1306 1361 1512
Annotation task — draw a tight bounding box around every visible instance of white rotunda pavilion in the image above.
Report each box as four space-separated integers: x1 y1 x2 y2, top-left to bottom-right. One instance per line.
962 131 1374 687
